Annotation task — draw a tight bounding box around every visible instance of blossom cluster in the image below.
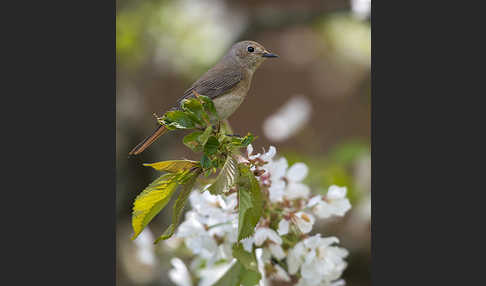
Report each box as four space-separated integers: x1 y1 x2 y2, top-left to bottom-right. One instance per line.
168 145 352 286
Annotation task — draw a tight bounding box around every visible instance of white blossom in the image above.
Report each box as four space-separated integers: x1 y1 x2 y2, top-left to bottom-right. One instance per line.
176 212 219 262
133 228 156 266
260 146 277 162
308 186 351 219
241 236 254 252
169 258 193 286
268 243 286 260
247 144 277 162
169 145 351 286
260 155 311 203
288 235 348 286
284 162 310 200
292 211 315 234
197 260 234 286
254 227 282 246
247 144 260 160
255 248 268 286
262 157 288 202
269 264 291 282
277 219 289 236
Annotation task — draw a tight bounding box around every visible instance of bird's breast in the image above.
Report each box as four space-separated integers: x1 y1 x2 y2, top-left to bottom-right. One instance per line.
212 83 250 119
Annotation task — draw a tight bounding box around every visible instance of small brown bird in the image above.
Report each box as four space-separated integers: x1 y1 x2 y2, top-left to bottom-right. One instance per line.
129 40 278 155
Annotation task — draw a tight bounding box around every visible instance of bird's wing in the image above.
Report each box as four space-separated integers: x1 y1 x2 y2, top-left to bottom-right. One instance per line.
176 67 243 107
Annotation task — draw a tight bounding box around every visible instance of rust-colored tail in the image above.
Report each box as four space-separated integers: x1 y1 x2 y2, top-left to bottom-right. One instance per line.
129 125 168 156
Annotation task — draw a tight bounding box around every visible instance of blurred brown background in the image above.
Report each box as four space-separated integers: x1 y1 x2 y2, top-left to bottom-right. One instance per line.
116 0 370 285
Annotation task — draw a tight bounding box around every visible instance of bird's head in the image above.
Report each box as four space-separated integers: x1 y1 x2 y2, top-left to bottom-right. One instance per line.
230 40 278 72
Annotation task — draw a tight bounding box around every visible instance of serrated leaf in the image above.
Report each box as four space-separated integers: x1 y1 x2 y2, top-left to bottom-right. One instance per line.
131 172 180 240
143 160 199 173
161 110 197 130
232 243 258 272
208 155 238 195
155 168 201 243
204 136 219 155
212 261 261 286
237 164 264 241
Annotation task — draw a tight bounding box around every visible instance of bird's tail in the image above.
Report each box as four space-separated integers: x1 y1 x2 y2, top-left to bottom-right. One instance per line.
129 125 167 156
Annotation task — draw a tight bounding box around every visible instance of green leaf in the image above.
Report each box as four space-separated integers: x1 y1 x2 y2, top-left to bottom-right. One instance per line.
241 134 255 146
198 125 213 146
237 164 264 241
204 136 219 155
212 261 261 286
201 154 212 169
240 268 261 286
143 160 200 173
230 133 255 148
181 98 205 125
208 155 238 195
183 131 204 152
198 95 217 114
232 243 258 272
161 110 197 130
155 168 201 243
198 95 219 122
131 172 180 240
212 262 241 286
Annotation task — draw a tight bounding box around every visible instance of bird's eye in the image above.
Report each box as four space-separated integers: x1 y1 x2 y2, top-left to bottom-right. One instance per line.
247 46 254 53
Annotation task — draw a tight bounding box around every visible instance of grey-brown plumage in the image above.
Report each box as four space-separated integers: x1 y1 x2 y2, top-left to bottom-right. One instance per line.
129 40 277 155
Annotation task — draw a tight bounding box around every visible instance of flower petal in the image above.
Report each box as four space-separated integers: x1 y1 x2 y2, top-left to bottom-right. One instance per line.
271 264 291 282
285 182 310 200
268 243 286 260
169 258 193 286
287 242 305 275
287 162 309 182
277 219 289 235
241 236 254 253
254 227 282 246
293 212 315 234
327 185 347 200
307 195 322 207
247 144 254 156
260 146 277 162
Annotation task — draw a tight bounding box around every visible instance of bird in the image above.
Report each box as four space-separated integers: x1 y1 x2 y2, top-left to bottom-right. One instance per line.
128 40 278 156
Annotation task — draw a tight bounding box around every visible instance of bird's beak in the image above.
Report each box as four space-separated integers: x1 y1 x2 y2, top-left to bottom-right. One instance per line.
262 51 278 58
